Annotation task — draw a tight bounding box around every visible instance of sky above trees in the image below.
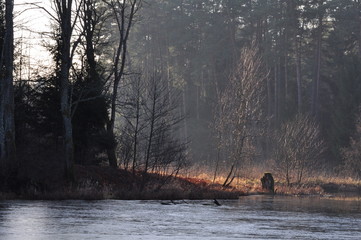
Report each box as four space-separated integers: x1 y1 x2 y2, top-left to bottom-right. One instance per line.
15 1 55 77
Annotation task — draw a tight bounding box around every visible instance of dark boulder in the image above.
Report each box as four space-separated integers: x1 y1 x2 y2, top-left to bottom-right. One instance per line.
261 173 274 193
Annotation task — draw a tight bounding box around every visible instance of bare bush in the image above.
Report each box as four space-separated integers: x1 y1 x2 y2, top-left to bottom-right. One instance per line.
272 114 325 185
341 106 361 179
118 72 188 180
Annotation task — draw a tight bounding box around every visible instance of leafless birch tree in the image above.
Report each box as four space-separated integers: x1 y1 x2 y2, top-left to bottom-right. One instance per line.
215 45 267 187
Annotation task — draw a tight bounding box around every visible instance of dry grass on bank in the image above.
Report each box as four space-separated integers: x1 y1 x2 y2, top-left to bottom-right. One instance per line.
1 165 361 200
185 168 361 197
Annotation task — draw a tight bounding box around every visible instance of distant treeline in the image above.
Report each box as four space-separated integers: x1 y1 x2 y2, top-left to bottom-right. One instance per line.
131 0 361 183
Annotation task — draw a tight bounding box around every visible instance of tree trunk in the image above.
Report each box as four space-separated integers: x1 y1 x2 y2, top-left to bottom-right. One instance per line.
274 62 279 124
144 83 157 176
182 88 188 142
0 96 4 164
107 52 120 168
295 37 302 112
222 162 235 187
106 144 117 168
132 85 141 174
267 74 272 117
0 0 16 179
311 16 322 117
57 0 74 180
196 85 200 120
106 0 138 168
84 0 99 81
359 15 361 59
213 131 222 184
358 1 361 59
107 78 119 168
284 32 288 101
62 110 74 179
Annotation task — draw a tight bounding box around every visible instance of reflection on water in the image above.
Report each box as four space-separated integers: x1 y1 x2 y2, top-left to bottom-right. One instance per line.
0 196 360 240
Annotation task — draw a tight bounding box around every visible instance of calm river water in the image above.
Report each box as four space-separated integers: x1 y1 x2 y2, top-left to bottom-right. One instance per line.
0 196 360 239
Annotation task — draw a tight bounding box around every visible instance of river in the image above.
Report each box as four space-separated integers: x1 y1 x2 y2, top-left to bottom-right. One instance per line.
0 195 360 239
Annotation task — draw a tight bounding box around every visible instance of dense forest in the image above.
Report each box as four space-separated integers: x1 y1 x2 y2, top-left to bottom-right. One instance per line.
1 0 361 193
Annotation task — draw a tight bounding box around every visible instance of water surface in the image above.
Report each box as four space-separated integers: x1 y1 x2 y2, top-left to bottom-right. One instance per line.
0 196 360 239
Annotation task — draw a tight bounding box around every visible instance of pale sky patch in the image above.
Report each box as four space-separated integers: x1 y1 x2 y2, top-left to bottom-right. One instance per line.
14 0 53 78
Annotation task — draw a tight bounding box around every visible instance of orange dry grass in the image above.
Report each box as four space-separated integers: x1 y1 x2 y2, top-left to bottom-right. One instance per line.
121 165 361 197
274 184 324 196
180 167 361 196
306 176 361 186
179 170 262 194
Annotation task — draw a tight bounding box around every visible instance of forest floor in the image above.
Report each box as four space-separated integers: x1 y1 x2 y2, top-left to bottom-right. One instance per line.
1 165 361 200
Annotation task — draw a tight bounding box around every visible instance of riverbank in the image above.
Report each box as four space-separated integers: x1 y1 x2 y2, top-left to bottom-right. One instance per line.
0 165 245 200
231 176 361 198
1 165 360 200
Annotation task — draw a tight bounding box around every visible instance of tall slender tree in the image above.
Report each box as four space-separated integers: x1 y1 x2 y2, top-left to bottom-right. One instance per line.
53 0 81 179
71 0 109 165
0 0 16 182
104 0 141 168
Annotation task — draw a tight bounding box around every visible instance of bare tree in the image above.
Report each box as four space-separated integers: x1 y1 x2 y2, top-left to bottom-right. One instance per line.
118 71 187 185
141 73 187 186
215 45 267 187
272 114 325 185
341 106 361 179
118 73 146 174
103 0 141 168
295 35 302 112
